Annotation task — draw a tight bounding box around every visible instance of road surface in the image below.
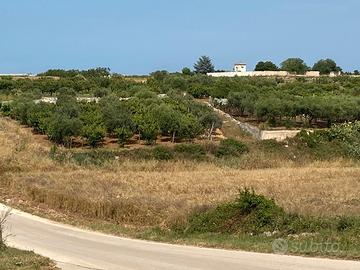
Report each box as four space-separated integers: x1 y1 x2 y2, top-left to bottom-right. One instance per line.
1 204 359 270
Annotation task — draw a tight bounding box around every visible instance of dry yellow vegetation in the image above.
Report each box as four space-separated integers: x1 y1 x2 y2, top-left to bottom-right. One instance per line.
1 117 360 228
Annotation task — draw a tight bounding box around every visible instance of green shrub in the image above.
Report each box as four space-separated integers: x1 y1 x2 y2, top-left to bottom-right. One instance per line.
337 217 359 232
174 144 206 160
296 130 326 148
153 146 174 160
186 188 286 234
115 127 133 147
0 102 11 116
258 139 283 153
82 124 106 147
215 138 249 157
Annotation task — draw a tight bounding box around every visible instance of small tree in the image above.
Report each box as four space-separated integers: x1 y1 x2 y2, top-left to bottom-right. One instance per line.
100 96 134 134
82 124 106 147
177 114 203 141
140 121 159 145
152 104 181 143
115 127 133 147
47 114 82 147
281 58 309 74
182 67 192 75
355 70 360 75
135 111 159 145
254 61 279 71
199 112 222 141
194 56 215 74
80 107 106 147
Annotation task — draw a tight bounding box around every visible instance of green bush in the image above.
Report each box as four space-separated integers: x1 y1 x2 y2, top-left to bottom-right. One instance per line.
185 188 286 234
184 188 347 236
215 138 249 157
153 146 174 160
115 127 133 147
296 130 325 148
0 102 11 116
174 144 206 160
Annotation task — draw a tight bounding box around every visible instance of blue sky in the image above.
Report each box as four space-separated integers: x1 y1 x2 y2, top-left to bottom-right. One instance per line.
0 0 358 74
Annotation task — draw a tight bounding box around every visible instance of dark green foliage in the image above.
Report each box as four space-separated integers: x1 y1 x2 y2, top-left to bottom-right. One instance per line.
186 188 286 234
313 59 342 75
194 56 215 74
52 149 154 165
297 130 325 148
93 88 109 97
153 146 174 160
292 122 360 160
81 123 106 148
219 77 360 128
115 127 133 147
199 112 222 140
215 139 249 157
47 114 82 146
174 144 206 160
26 103 54 134
182 67 192 75
255 61 279 71
80 104 106 147
135 110 160 145
100 96 134 134
38 67 111 78
185 189 360 238
281 58 309 74
0 102 11 116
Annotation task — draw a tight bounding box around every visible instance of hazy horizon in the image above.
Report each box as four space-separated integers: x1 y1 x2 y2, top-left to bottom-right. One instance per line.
1 0 359 75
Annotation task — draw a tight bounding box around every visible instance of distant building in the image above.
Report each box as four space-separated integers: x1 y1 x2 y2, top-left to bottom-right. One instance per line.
208 63 322 78
234 63 247 73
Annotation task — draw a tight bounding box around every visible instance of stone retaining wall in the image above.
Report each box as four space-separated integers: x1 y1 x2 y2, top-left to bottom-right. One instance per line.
208 103 304 141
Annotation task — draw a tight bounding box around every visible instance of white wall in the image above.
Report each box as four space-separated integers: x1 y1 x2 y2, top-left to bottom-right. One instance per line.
208 71 321 78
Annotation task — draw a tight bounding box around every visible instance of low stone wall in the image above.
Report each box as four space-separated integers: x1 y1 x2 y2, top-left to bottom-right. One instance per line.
260 130 301 141
207 102 305 141
209 105 262 139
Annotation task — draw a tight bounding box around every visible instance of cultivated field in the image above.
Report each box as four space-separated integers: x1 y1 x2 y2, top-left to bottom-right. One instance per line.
1 117 360 229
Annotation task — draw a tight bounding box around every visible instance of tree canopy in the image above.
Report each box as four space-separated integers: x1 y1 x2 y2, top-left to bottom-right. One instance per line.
254 61 279 71
280 58 309 74
194 56 215 74
312 59 342 75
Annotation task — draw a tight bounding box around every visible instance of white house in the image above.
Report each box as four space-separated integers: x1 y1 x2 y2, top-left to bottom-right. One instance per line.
208 63 321 78
234 63 247 73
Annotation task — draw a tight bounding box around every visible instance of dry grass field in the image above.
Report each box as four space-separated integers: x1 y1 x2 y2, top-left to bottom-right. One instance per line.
1 116 360 229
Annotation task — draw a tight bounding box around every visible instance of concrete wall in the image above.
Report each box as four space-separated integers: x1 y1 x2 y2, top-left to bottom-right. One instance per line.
206 102 310 141
305 71 321 77
209 105 262 139
260 130 302 141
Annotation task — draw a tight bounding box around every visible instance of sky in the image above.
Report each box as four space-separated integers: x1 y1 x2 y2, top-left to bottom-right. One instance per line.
0 0 359 75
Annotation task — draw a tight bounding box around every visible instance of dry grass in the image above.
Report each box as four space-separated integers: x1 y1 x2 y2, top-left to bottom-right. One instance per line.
1 117 360 229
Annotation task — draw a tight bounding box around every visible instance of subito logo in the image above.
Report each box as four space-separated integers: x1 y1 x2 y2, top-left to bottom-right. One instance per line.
272 238 288 255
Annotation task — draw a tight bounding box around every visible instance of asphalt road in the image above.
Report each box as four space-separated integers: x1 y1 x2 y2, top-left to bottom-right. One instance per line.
1 204 359 270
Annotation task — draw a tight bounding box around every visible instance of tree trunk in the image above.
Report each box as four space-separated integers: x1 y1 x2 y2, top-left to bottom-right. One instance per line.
209 122 215 141
0 227 3 247
172 131 176 143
